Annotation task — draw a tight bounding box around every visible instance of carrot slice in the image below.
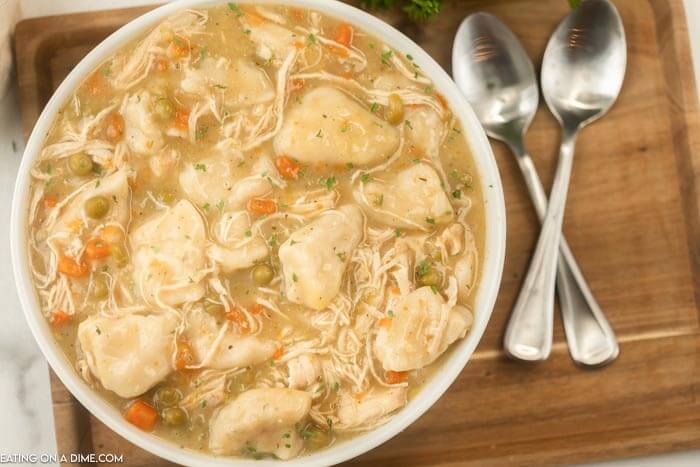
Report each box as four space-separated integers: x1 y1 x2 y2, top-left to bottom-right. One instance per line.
43 194 58 208
85 237 111 260
125 400 158 431
58 256 89 278
275 156 301 180
378 317 392 329
175 341 195 370
103 112 125 143
167 39 190 58
272 347 285 360
174 107 189 131
247 197 277 216
242 8 265 25
83 72 106 97
385 370 409 384
155 57 169 72
335 24 353 48
100 225 124 244
249 303 266 315
288 78 305 92
225 306 251 333
49 310 71 327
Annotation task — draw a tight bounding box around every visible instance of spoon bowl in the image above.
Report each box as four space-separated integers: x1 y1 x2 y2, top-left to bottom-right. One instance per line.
453 13 538 143
542 0 626 128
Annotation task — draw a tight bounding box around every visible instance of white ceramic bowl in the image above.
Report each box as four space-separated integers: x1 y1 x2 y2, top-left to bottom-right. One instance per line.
11 1 506 465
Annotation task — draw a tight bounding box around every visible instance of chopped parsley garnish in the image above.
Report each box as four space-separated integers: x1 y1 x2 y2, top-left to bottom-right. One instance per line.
244 229 252 237
194 163 207 172
416 260 431 277
195 125 209 140
452 189 461 199
395 229 403 237
315 129 323 138
346 162 354 170
370 102 379 113
404 119 413 130
292 273 298 282
320 175 337 190
381 50 394 66
216 200 225 212
336 252 347 261
307 33 317 45
373 194 384 207
228 3 243 17
425 217 435 225
360 173 370 183
387 309 394 317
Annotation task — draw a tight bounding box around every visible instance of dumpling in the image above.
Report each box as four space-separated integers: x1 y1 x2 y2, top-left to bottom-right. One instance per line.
183 308 276 369
336 387 407 430
78 313 177 398
181 57 274 106
354 163 453 230
148 148 179 178
209 388 312 459
123 91 164 155
240 14 297 61
279 205 363 310
226 58 275 106
455 223 478 303
53 169 130 238
181 57 229 95
273 87 400 166
130 200 207 307
287 354 321 389
375 286 473 371
404 106 445 157
178 155 275 208
207 211 268 273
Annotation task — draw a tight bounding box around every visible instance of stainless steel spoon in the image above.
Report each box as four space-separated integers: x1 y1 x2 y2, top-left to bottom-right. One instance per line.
505 0 626 362
452 11 619 366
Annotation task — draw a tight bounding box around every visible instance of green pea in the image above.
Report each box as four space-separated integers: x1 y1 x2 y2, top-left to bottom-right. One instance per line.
154 99 174 119
161 407 187 426
385 93 404 125
251 264 274 285
85 196 109 219
156 387 181 407
417 269 441 287
92 275 109 300
68 152 93 176
110 243 128 267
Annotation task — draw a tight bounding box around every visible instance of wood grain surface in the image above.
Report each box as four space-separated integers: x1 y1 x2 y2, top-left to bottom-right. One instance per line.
13 0 700 465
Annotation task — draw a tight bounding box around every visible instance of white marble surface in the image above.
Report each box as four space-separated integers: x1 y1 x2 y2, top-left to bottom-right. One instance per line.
0 1 698 466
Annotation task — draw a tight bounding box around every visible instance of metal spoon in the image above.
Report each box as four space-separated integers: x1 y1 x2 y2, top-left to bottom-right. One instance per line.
452 12 619 366
506 0 625 361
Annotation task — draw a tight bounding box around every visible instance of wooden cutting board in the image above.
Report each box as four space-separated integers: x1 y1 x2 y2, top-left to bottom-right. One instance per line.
14 0 700 465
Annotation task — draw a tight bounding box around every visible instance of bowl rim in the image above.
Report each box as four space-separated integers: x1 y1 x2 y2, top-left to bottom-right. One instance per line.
10 0 506 465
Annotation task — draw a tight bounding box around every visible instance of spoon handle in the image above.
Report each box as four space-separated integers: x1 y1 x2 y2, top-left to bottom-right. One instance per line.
503 129 577 361
509 142 618 366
